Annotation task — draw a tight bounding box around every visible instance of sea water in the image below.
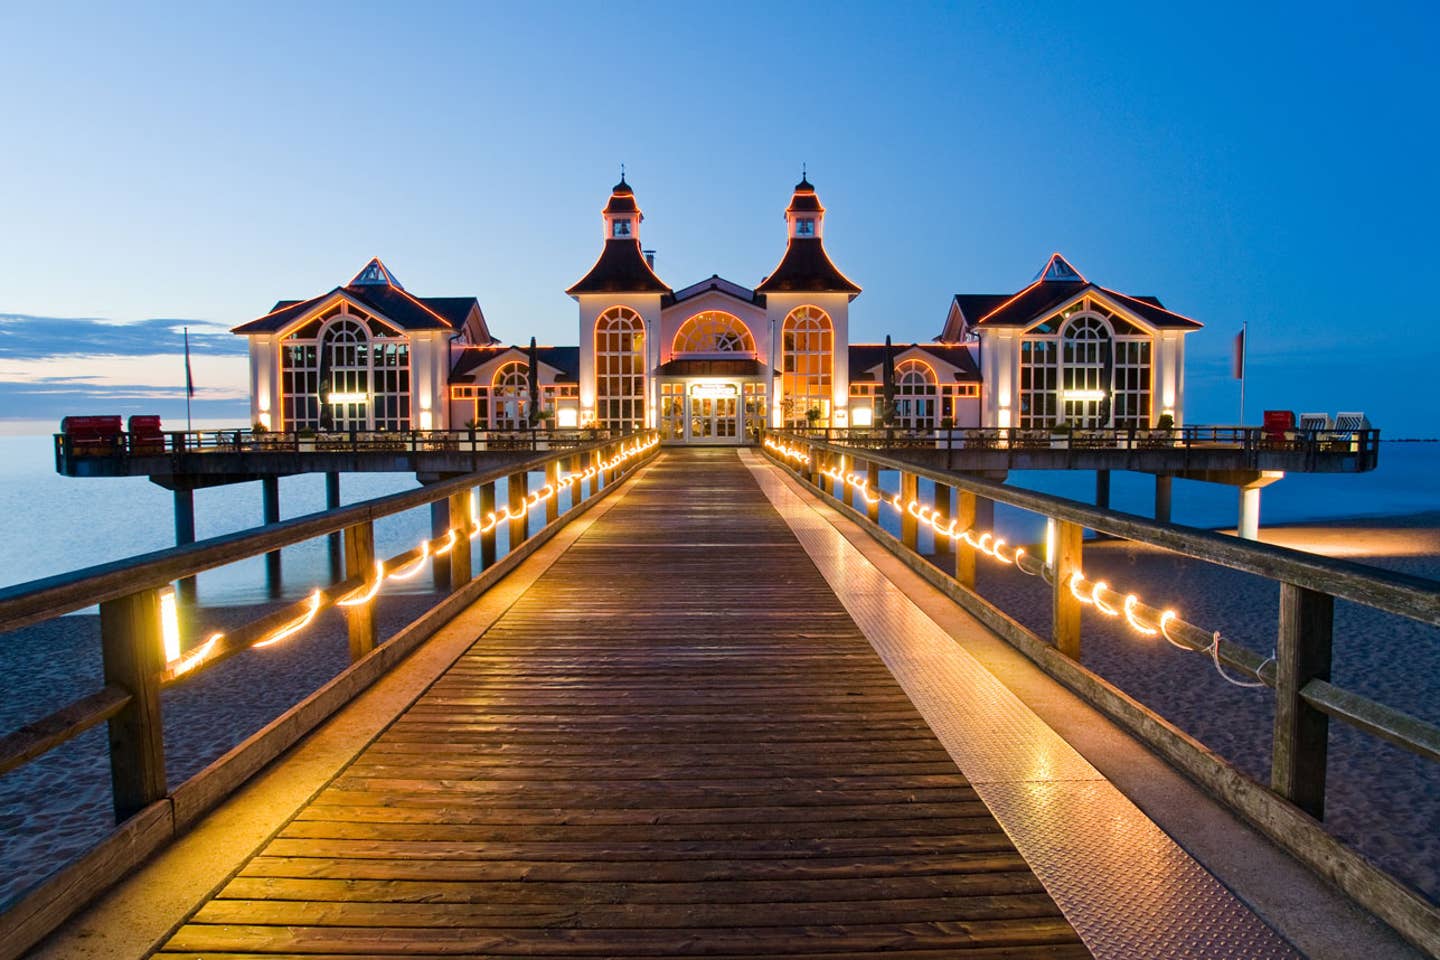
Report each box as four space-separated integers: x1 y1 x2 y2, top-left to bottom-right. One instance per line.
0 431 1436 601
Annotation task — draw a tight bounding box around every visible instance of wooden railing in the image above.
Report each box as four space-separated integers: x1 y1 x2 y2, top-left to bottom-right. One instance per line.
781 423 1382 468
762 429 1438 955
0 432 659 959
54 425 624 467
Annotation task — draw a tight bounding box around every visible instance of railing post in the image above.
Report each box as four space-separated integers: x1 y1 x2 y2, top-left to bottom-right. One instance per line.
865 460 880 523
956 490 977 588
447 489 472 590
100 589 166 822
934 481 954 560
900 471 919 551
508 468 529 551
429 496 451 592
545 458 560 525
1272 583 1334 819
343 520 377 661
1051 519 1083 659
476 480 498 568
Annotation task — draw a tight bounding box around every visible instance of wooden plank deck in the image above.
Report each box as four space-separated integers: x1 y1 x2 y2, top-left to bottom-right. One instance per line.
159 449 1089 958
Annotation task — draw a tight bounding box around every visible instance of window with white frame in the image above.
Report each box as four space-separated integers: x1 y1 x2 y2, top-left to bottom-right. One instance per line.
279 306 410 431
1017 297 1153 429
595 306 646 432
781 305 832 427
672 312 755 355
491 361 529 429
893 359 938 431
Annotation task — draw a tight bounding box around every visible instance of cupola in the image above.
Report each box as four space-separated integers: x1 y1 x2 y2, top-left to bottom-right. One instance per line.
602 174 642 241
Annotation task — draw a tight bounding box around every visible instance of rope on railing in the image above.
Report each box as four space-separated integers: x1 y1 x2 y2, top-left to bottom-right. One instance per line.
763 436 1274 689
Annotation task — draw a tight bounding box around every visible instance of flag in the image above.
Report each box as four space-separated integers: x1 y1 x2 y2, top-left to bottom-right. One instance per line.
184 327 196 398
1232 327 1245 380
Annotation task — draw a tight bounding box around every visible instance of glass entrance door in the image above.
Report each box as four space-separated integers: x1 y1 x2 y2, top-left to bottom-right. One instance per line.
686 385 740 444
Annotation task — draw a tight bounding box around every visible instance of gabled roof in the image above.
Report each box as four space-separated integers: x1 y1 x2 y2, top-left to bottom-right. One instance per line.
968 254 1200 330
663 274 764 308
449 345 581 383
566 239 672 296
756 239 861 297
848 343 981 382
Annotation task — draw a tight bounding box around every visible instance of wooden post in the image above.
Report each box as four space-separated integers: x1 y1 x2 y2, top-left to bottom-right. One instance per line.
956 490 977 587
934 482 954 560
1095 469 1111 510
1272 583 1334 819
1155 474 1173 524
478 481 497 568
545 459 560 524
900 472 919 551
1051 519 1083 659
343 520 376 661
508 469 528 552
866 460 880 524
100 589 166 822
447 489 472 591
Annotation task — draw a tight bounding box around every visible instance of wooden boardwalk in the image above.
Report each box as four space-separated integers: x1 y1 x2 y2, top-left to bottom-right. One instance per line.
159 449 1088 958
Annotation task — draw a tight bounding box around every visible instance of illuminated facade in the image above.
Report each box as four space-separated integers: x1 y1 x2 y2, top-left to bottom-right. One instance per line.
236 181 1199 440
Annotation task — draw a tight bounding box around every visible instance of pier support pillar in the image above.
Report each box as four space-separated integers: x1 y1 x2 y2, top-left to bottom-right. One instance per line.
325 472 342 580
173 488 196 604
1095 470 1111 510
973 495 995 536
1239 485 1262 541
933 482 954 561
478 481 497 569
261 476 281 595
430 498 451 592
1154 474 1173 525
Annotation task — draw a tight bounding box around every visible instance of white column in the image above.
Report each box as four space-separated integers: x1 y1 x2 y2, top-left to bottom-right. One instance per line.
1239 485 1262 540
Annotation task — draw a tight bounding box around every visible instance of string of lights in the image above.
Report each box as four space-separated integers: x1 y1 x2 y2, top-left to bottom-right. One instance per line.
763 437 1272 689
161 437 658 680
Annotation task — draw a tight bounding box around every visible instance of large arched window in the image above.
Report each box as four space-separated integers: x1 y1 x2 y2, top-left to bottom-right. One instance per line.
894 359 937 431
595 305 646 432
491 360 529 429
781 306 832 427
672 311 755 356
1061 315 1111 428
279 305 410 431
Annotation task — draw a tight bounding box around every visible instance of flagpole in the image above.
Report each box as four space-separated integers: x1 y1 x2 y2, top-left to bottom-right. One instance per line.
184 326 193 433
1238 320 1247 425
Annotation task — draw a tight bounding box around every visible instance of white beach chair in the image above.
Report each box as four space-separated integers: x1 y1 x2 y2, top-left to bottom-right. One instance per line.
1298 412 1332 432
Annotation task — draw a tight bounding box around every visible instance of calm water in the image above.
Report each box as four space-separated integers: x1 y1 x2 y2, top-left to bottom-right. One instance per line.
0 434 1436 600
0 432 556 605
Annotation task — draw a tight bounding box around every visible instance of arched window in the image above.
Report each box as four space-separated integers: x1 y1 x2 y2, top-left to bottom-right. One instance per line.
893 359 937 431
781 306 832 427
595 306 645 432
672 312 755 356
491 360 530 429
1061 315 1111 428
280 306 410 431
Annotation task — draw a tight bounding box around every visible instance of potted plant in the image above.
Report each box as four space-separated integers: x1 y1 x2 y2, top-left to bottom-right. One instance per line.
1049 422 1072 448
805 407 823 429
296 427 317 452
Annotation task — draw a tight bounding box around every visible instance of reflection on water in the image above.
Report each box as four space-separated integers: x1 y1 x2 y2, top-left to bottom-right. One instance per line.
0 433 560 606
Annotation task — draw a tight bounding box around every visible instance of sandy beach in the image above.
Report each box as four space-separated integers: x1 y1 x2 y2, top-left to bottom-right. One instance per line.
976 510 1440 905
0 591 443 909
2 512 1437 915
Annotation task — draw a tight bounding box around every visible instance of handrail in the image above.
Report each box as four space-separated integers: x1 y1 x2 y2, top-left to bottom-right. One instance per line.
0 431 660 960
761 429 1438 954
780 433 1435 627
6 440 615 632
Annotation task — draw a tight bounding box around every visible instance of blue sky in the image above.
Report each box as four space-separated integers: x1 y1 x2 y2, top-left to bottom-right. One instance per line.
1 1 1435 433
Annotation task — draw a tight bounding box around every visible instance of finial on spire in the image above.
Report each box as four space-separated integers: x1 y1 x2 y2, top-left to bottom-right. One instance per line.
619 162 626 184
802 161 806 179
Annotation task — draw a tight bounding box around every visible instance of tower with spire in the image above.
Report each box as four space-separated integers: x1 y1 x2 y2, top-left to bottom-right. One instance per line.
757 173 862 427
567 174 671 431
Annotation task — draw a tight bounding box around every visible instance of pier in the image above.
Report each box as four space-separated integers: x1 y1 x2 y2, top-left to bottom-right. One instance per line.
2 438 1436 959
